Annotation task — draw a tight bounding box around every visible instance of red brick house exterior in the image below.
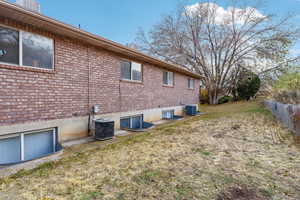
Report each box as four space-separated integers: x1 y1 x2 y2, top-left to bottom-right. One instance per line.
0 1 201 165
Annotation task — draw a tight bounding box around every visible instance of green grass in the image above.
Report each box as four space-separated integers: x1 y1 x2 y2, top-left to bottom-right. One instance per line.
79 191 104 200
132 169 171 185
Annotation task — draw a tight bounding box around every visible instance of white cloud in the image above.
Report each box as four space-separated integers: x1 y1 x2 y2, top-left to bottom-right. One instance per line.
185 2 266 25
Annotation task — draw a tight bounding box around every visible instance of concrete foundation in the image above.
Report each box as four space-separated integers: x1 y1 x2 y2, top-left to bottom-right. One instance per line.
0 105 191 142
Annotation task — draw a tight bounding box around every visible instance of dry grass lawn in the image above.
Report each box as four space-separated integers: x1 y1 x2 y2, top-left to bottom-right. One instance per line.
0 101 299 200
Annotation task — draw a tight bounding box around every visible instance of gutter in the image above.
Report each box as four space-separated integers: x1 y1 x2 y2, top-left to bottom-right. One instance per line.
0 1 203 79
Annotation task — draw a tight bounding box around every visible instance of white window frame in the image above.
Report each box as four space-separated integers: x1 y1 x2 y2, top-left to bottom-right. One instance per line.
0 128 56 163
121 60 142 82
188 78 195 89
163 71 174 86
0 24 55 70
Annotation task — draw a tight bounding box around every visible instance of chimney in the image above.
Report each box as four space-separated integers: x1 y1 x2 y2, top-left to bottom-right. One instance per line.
16 0 41 13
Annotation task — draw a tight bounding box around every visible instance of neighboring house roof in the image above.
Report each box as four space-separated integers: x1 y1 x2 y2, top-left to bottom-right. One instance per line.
0 1 203 79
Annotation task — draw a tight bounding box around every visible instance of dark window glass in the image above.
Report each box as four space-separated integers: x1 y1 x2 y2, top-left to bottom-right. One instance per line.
120 118 131 129
188 78 194 89
121 61 131 80
132 116 142 129
132 62 142 81
163 71 168 85
22 32 53 69
0 26 19 65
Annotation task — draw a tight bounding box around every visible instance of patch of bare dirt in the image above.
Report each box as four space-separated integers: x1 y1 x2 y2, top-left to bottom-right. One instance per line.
217 185 270 200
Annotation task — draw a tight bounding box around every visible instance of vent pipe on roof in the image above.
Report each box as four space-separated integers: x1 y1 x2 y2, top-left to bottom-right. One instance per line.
16 0 40 13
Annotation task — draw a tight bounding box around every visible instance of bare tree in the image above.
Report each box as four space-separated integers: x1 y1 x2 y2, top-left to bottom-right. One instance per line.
135 0 299 104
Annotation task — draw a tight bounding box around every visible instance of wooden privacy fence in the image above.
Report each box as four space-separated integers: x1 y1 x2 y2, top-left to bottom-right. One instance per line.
264 100 300 136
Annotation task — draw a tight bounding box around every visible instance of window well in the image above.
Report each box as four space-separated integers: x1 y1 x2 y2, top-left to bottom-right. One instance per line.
120 115 154 131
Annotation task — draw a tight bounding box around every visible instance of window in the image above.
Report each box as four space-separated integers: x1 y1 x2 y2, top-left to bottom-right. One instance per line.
120 115 143 129
0 26 19 65
162 110 175 119
0 135 21 164
0 128 57 165
22 31 54 69
0 25 54 69
163 71 174 86
121 60 142 81
188 78 195 89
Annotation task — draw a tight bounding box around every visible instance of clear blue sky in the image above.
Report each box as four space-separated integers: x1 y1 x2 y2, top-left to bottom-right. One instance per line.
8 0 300 52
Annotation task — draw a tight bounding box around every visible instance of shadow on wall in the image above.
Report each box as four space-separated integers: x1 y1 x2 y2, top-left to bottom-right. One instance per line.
265 100 300 136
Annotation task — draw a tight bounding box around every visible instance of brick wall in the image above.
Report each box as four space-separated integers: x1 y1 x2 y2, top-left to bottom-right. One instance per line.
0 19 199 126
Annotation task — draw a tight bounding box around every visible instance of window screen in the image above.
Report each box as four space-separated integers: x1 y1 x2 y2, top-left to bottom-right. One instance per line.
132 62 142 81
163 71 168 85
188 78 195 89
120 115 143 129
163 71 174 86
0 129 56 165
0 26 19 65
169 72 174 85
162 110 175 119
24 130 54 161
0 136 21 164
121 61 142 81
121 61 131 80
22 31 54 69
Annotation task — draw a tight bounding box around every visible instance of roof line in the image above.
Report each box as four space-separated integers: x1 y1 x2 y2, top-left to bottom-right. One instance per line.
0 1 203 79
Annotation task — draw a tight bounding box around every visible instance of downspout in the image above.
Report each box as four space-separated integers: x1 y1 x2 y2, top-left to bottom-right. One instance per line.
119 75 122 112
87 46 91 135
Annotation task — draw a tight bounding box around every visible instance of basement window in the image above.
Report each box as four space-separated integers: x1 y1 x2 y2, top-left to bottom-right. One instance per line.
162 110 175 120
121 60 142 81
0 25 54 70
0 128 58 165
120 115 143 130
163 71 174 86
188 78 195 89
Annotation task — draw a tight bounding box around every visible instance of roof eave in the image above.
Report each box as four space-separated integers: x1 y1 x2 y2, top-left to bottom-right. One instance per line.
0 1 203 79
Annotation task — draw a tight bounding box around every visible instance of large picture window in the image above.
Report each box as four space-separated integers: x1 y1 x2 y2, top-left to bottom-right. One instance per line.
0 26 19 65
0 25 54 70
163 71 174 86
121 60 142 81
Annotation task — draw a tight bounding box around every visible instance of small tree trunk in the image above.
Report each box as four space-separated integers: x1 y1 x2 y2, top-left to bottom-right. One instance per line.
209 92 219 105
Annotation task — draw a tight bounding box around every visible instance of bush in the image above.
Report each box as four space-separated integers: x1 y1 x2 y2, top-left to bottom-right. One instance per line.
237 71 261 100
218 96 233 104
200 88 209 104
274 72 300 91
271 72 300 104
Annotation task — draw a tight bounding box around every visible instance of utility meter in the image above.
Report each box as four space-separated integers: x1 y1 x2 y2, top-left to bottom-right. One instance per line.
93 105 100 114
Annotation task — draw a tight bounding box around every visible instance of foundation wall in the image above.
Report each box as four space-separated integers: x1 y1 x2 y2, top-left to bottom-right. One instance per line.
0 105 188 142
